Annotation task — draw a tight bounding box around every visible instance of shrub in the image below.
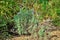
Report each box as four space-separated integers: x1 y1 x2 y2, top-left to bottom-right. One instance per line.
14 8 38 35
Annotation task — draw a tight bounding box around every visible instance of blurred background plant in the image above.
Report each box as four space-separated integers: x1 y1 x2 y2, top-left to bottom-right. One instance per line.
0 0 20 39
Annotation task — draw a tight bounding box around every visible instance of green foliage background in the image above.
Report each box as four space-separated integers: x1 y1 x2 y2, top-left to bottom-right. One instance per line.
0 0 60 39
0 0 20 39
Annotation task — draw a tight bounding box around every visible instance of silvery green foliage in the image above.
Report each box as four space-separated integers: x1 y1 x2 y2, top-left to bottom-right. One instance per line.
14 8 38 35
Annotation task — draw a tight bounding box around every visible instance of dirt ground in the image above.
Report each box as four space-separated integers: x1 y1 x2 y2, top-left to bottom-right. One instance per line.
10 30 60 40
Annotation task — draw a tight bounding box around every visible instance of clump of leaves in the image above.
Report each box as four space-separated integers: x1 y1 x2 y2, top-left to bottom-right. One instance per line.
38 26 46 37
14 8 38 35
